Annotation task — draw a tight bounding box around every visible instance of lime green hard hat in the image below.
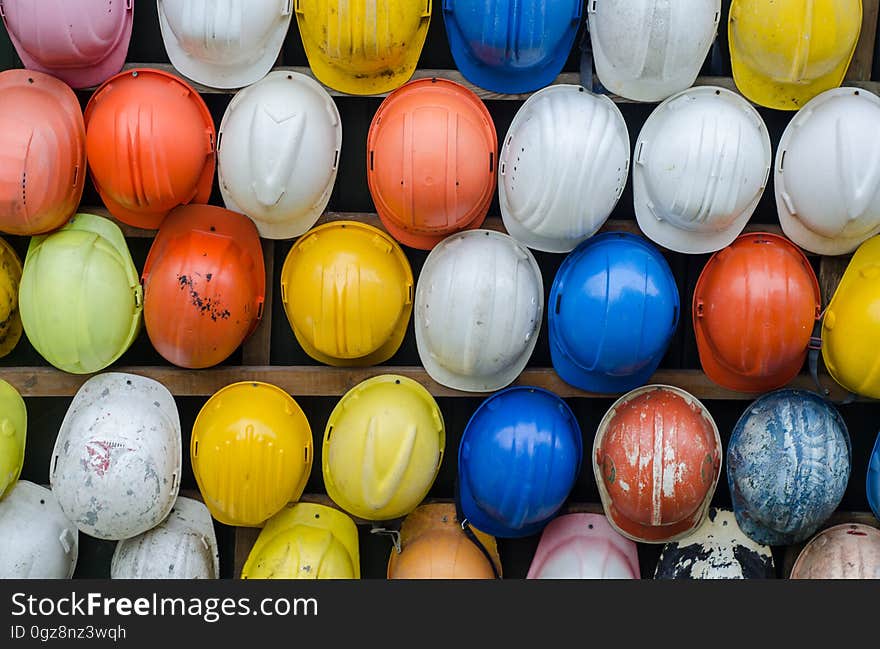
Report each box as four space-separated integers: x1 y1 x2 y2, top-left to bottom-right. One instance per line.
0 379 26 501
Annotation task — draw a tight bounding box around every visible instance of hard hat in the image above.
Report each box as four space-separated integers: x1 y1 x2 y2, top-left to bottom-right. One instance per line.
0 0 132 89
0 237 23 357
111 497 219 579
594 385 722 544
549 233 679 394
526 514 640 580
242 503 360 579
776 88 880 255
458 387 582 538
294 0 430 95
588 0 721 102
84 68 216 230
191 382 313 527
0 69 86 236
0 379 25 501
729 0 862 111
387 503 501 579
0 481 78 579
415 230 543 392
654 508 775 579
634 86 772 254
693 233 821 393
217 70 341 239
50 373 182 540
142 205 265 369
323 375 444 521
280 221 412 367
727 390 851 546
18 213 142 374
822 236 880 398
499 85 630 252
158 0 293 89
367 78 497 250
790 524 880 579
869 432 880 521
443 0 581 94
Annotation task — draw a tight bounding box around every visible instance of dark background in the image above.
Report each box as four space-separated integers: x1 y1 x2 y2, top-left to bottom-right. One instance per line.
1 1 878 579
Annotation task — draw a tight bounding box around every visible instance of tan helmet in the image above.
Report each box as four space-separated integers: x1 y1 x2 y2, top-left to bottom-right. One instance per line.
790 524 880 579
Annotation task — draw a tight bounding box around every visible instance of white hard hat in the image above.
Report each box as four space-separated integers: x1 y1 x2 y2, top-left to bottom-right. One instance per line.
218 70 342 239
158 0 293 89
776 88 880 256
0 481 78 579
499 85 630 253
415 230 543 392
634 86 771 254
50 373 182 541
111 496 219 579
588 0 721 102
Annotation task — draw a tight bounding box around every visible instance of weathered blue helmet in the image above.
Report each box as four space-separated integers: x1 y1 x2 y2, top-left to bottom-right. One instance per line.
868 431 880 521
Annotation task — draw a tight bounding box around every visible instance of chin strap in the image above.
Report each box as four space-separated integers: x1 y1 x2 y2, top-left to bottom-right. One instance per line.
808 313 856 404
370 524 401 554
455 482 501 579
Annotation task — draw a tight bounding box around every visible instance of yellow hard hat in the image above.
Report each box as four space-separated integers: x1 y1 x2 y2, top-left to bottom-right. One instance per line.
0 379 26 501
294 0 431 95
323 375 445 521
241 503 360 579
0 238 22 358
823 235 880 398
191 382 313 527
280 221 413 367
729 0 862 110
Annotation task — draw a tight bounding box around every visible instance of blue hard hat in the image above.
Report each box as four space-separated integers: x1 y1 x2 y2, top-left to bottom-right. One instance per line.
457 386 582 538
443 0 582 94
727 390 851 546
548 232 680 394
868 431 880 521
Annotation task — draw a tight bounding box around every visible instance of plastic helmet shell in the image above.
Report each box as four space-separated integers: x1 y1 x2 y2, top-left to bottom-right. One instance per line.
527 513 640 579
0 379 25 500
387 503 501 579
654 508 775 579
594 385 722 544
191 382 313 527
84 68 216 230
218 71 341 239
50 373 182 540
0 0 132 89
727 390 851 546
158 0 293 90
634 86 772 254
588 0 721 102
459 387 582 538
499 85 630 253
444 0 581 94
415 230 543 392
729 0 862 111
0 238 23 357
323 375 444 521
367 79 497 250
0 70 86 236
790 524 880 579
694 233 821 393
18 214 143 374
142 205 265 369
242 503 360 579
869 432 880 521
549 233 679 394
0 481 78 579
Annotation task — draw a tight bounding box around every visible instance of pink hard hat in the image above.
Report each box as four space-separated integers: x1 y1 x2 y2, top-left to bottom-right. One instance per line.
527 513 641 579
1 0 134 89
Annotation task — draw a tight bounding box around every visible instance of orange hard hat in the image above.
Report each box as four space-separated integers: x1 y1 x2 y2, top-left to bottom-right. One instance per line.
84 68 216 230
0 69 85 235
142 205 264 369
694 233 821 393
367 78 497 250
387 504 501 579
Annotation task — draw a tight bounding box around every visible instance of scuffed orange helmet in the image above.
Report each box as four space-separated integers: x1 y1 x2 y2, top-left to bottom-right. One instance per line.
594 385 722 544
142 205 264 369
367 78 497 250
694 233 821 393
84 68 216 230
0 70 85 235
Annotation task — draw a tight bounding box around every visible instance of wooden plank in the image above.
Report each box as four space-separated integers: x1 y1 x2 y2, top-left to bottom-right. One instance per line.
241 240 275 365
819 255 851 305
781 512 880 578
847 0 880 81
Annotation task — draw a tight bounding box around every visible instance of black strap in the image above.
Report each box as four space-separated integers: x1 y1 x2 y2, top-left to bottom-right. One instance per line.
808 317 857 404
454 482 501 579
